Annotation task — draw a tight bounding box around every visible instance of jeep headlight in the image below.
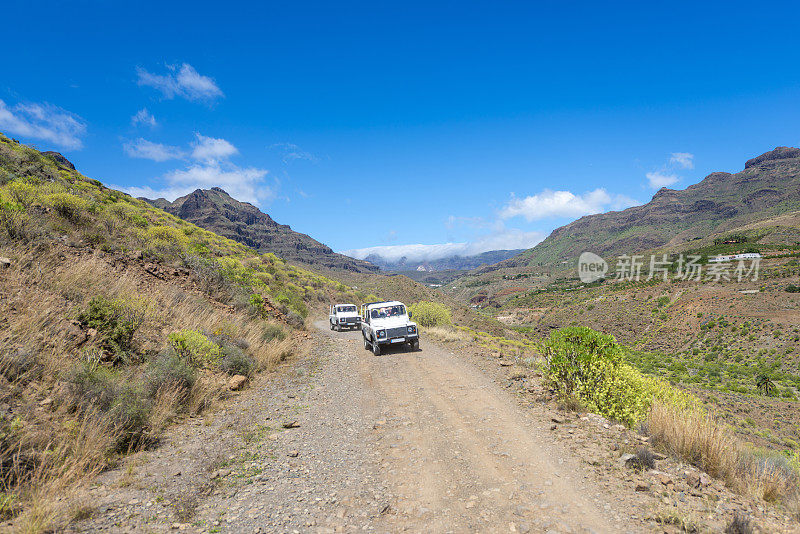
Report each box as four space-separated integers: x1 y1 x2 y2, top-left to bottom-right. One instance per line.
339 318 346 323
407 325 416 334
377 329 386 339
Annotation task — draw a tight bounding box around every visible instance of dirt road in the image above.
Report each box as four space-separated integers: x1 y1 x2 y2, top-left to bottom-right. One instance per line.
73 320 639 533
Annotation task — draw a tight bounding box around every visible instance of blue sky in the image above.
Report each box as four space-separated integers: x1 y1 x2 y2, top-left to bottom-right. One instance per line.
2 1 800 262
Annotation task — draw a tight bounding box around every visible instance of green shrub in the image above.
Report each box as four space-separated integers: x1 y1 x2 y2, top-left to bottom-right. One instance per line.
77 296 141 356
541 327 698 426
168 330 222 368
45 192 89 223
409 301 452 327
110 386 151 452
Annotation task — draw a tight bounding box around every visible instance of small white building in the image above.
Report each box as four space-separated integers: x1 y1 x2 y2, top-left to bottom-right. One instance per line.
708 252 762 263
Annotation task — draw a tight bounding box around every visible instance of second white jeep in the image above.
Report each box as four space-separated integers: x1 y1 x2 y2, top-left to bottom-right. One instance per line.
329 303 361 331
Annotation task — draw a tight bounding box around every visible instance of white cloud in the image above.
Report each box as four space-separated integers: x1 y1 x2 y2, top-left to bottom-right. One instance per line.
0 99 86 150
645 151 695 189
669 152 694 169
123 138 184 161
136 63 224 102
118 163 271 205
499 188 639 222
342 228 544 263
131 108 157 128
270 142 319 164
191 133 238 163
646 170 680 189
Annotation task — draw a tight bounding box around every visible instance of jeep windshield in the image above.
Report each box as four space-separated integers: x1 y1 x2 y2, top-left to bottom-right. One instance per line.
337 306 357 313
370 305 406 319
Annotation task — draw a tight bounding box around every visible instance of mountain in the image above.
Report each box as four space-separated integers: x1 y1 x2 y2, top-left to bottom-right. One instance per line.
364 249 524 272
491 146 800 270
144 188 378 273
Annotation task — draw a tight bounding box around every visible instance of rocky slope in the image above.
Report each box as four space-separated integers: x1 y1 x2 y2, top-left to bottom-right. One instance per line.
492 146 800 270
145 188 378 273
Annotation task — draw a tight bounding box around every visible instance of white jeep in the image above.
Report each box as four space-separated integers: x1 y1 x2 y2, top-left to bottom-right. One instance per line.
329 303 361 331
360 300 419 355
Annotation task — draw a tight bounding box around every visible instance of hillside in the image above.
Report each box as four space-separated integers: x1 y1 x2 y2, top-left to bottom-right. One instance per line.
492 146 800 271
0 133 368 530
145 188 378 273
363 248 523 272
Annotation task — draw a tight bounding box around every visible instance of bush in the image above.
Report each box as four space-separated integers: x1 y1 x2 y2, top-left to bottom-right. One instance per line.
217 343 256 377
409 301 452 327
77 296 140 356
541 327 698 426
167 330 222 368
144 349 197 398
45 192 89 223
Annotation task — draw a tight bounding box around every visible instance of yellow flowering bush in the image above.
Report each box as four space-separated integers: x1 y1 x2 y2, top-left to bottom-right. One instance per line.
409 301 452 327
541 327 701 427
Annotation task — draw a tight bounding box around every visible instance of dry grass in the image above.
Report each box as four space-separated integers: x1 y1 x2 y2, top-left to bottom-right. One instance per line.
148 383 188 435
647 402 800 514
7 410 113 533
646 507 701 532
0 245 300 531
647 402 737 478
424 326 471 343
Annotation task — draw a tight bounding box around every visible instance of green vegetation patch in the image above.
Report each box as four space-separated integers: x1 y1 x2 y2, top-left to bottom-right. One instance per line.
541 327 699 426
409 301 453 327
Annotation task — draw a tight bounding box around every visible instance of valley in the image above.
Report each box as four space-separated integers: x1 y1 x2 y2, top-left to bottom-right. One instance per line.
1 134 799 533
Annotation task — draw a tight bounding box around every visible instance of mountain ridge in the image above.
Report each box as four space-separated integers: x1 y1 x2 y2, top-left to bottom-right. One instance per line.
487 146 800 271
143 188 379 273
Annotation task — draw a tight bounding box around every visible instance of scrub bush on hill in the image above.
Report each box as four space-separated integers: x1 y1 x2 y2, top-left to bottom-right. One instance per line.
76 296 144 358
168 330 223 369
409 301 452 327
540 326 698 426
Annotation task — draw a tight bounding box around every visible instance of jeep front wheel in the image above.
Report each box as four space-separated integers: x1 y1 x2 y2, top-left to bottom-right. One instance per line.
372 340 381 356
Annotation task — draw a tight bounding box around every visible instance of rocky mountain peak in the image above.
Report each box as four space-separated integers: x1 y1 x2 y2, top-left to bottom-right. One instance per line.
143 188 378 273
744 146 800 169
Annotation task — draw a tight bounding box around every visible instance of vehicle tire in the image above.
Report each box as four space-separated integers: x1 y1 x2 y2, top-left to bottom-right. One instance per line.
372 340 381 356
410 339 419 351
336 324 341 332
330 321 334 330
363 335 370 350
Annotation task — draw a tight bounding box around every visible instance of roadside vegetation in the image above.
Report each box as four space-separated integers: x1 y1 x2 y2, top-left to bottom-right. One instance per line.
408 301 452 327
0 133 361 531
536 326 800 519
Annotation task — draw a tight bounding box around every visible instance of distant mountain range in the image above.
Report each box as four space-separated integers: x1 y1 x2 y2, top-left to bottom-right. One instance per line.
487 146 800 271
365 249 524 272
144 188 378 273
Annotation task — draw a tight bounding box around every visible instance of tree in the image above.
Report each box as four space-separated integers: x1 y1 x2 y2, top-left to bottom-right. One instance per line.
756 373 776 396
